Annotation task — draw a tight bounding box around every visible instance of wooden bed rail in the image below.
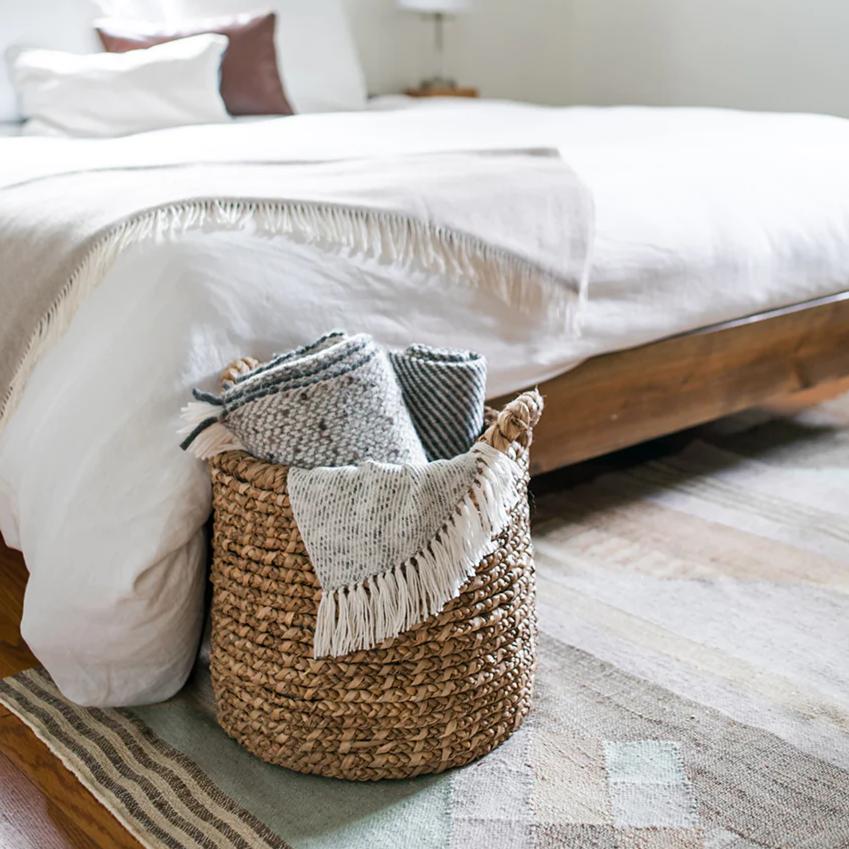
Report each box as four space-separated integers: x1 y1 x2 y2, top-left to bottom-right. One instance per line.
490 292 849 475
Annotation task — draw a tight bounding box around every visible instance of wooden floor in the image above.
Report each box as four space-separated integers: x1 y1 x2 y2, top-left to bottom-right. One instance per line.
0 541 144 849
1 379 847 848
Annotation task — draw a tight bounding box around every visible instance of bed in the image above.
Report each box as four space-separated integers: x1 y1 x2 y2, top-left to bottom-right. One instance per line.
3 97 849 707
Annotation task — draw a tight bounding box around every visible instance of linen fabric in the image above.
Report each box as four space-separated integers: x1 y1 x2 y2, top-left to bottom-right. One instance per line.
170 0 367 113
0 150 589 434
390 344 487 460
7 34 230 137
96 12 293 117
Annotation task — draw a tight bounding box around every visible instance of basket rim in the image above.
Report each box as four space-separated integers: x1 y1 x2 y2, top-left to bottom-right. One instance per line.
207 390 543 486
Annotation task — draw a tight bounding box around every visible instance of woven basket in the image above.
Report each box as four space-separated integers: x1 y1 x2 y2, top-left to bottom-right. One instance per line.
207 390 542 781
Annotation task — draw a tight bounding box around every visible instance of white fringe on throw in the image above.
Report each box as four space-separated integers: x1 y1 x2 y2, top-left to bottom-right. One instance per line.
1 198 578 431
312 442 522 658
177 399 245 460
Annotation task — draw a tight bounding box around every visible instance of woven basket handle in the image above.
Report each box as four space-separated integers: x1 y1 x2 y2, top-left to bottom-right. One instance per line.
220 356 259 389
481 390 543 454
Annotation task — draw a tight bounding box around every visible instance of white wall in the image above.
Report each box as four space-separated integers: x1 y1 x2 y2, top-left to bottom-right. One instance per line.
346 0 849 117
559 0 849 116
344 0 424 95
345 0 571 102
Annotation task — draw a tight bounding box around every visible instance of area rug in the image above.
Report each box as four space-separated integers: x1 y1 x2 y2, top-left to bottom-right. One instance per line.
2 396 849 849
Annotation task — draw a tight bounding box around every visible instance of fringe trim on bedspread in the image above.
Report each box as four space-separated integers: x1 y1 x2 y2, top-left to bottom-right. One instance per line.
0 199 580 431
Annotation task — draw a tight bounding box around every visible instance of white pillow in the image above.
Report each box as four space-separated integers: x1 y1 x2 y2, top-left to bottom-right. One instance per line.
169 0 368 113
93 0 173 16
8 34 231 138
0 0 102 123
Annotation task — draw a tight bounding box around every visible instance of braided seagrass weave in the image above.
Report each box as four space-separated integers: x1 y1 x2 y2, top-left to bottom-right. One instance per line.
208 391 542 781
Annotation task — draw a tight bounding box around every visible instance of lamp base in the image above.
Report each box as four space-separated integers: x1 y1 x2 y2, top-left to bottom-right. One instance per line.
404 82 479 99
417 76 459 91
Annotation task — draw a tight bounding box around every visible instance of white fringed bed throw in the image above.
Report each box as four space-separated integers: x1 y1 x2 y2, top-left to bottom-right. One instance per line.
0 151 593 430
288 441 524 657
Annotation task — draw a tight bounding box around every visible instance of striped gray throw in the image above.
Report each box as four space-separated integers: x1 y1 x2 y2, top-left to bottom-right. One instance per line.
390 345 487 461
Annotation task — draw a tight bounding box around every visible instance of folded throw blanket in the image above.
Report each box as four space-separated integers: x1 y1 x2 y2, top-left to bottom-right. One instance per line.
180 333 426 467
288 441 524 657
390 344 487 460
226 329 347 388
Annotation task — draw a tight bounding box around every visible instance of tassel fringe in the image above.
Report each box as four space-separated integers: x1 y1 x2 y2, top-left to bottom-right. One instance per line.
178 399 244 459
313 443 522 658
1 198 580 432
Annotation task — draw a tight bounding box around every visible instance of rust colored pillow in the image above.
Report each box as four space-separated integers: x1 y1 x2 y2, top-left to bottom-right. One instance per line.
96 12 293 117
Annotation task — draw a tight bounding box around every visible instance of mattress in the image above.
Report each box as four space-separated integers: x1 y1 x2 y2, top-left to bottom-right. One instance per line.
3 100 849 706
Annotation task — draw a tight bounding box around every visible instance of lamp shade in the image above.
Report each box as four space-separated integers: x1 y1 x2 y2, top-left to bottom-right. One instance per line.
398 0 469 12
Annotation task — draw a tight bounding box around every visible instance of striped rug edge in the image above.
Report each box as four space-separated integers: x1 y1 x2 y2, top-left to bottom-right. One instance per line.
0 667 293 849
0 672 160 849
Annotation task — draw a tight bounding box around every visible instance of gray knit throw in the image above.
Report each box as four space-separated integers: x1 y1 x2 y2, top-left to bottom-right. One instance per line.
181 333 425 467
390 345 487 460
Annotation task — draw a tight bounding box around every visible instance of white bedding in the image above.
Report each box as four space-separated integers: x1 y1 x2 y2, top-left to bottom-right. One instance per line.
3 100 849 706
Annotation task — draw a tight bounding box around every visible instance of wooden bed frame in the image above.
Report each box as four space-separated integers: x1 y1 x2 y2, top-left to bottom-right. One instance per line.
491 292 849 476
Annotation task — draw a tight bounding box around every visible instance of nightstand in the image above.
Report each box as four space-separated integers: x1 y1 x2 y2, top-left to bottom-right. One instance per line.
404 86 479 98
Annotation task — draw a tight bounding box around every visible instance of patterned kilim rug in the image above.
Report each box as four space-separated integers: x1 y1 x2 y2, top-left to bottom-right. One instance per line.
2 396 849 849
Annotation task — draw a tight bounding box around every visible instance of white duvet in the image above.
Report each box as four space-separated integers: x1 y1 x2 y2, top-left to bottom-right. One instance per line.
3 99 849 706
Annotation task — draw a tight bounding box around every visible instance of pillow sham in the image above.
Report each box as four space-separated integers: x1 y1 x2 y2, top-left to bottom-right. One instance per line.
96 12 293 117
170 0 368 113
8 34 230 138
0 0 101 123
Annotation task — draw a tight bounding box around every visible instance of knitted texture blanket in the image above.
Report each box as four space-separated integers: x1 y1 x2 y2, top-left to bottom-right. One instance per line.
390 345 487 460
180 334 425 467
288 441 524 657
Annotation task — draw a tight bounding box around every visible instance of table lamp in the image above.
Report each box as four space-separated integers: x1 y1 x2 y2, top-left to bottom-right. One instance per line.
398 0 470 91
